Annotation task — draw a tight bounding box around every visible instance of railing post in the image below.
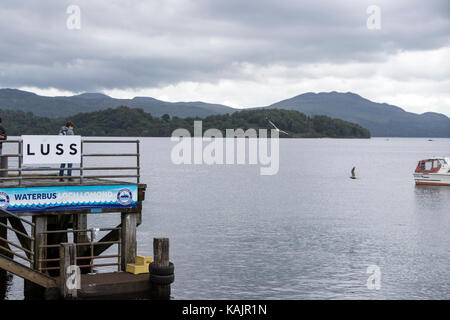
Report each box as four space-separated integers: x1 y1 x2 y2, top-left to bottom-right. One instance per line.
117 229 122 272
89 229 94 274
30 224 35 267
136 140 140 184
18 139 23 186
80 139 84 184
60 243 78 299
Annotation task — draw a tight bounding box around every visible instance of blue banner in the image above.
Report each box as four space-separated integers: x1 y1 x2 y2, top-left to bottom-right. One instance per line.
0 185 138 212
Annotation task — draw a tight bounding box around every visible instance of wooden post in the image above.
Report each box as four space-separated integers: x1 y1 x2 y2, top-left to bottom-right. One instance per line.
46 215 69 276
120 212 137 271
0 155 8 177
60 243 79 299
73 214 88 243
33 216 47 271
26 214 46 300
136 186 146 226
154 238 169 267
152 237 171 299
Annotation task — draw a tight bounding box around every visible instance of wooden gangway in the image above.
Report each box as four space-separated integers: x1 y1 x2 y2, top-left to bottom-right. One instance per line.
0 252 57 288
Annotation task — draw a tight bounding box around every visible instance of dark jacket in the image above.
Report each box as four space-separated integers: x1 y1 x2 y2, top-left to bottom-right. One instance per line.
59 126 74 136
0 124 6 150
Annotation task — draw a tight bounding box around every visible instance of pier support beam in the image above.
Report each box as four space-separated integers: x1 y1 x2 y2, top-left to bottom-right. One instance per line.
46 215 70 276
73 214 91 272
120 212 137 271
73 214 89 244
33 216 47 271
25 216 52 300
0 215 12 300
60 243 78 299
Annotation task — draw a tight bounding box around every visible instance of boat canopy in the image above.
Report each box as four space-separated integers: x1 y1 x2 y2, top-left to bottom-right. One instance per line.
415 158 445 173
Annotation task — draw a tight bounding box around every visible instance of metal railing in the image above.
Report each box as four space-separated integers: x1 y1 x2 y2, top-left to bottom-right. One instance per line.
38 227 121 273
0 138 140 185
0 208 35 266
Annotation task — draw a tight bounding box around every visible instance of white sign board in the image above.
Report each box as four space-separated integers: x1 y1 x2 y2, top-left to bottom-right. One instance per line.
22 135 82 165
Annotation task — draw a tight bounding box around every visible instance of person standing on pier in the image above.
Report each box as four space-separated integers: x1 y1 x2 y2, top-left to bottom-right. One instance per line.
0 118 7 167
58 121 75 182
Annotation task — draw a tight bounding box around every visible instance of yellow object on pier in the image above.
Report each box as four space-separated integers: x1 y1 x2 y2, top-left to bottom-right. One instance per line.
126 255 153 274
136 255 153 265
126 263 148 274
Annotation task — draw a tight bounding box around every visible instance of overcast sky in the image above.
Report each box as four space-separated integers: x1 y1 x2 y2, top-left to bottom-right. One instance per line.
0 0 449 115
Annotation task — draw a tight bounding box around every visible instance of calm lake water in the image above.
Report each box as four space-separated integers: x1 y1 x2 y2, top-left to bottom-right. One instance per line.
1 137 450 299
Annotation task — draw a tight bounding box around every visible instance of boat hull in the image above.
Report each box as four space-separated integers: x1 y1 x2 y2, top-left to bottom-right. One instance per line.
413 173 450 186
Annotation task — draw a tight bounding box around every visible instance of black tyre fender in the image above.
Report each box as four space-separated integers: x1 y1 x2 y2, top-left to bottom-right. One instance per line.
149 262 174 276
149 273 175 285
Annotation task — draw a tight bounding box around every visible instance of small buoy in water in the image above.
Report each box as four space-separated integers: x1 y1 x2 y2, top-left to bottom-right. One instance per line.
350 167 356 179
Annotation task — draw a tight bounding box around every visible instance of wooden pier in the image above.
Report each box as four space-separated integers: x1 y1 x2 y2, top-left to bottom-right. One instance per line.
0 138 173 300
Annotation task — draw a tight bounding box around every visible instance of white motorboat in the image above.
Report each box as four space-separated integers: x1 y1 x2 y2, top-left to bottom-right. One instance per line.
413 157 450 186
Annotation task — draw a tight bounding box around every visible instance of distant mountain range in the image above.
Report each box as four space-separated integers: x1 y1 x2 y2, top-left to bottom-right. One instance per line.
0 88 449 137
263 92 450 137
0 88 234 118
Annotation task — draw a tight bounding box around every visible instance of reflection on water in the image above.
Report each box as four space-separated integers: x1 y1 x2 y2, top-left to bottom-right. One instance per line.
414 186 450 211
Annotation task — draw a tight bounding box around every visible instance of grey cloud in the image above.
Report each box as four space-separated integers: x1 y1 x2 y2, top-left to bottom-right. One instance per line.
0 0 448 91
